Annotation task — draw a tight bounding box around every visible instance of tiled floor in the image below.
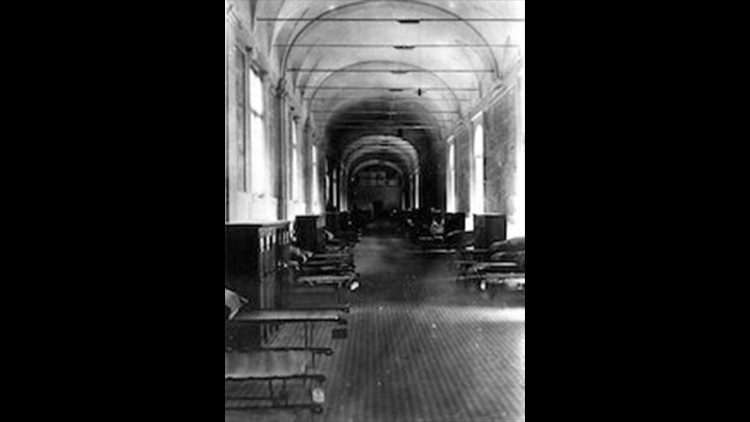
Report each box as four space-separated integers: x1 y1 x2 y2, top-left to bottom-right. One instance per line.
226 235 525 422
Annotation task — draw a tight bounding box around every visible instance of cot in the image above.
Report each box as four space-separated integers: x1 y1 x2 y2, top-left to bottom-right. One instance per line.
225 289 346 356
225 289 338 413
225 352 326 414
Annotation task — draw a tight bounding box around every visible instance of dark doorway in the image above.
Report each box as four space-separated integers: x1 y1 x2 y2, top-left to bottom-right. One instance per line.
373 201 384 219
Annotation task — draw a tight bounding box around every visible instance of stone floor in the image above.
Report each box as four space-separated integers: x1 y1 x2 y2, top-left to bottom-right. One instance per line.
225 234 525 422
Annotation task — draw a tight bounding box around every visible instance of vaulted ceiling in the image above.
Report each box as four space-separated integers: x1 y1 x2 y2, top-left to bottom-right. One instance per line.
253 0 524 185
342 135 419 176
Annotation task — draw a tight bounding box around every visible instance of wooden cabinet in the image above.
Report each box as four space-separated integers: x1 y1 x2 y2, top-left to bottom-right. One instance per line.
325 211 341 234
225 222 290 349
294 215 325 253
445 212 466 233
474 214 507 249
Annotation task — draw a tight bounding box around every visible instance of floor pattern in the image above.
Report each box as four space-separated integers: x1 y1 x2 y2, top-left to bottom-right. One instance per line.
226 235 525 422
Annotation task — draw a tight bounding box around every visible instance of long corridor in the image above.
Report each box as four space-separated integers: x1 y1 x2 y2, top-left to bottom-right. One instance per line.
226 235 525 422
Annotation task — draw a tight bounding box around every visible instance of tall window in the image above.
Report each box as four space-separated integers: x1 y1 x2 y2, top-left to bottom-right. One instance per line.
291 120 301 202
472 113 485 215
414 173 420 209
324 170 330 209
520 67 525 137
332 170 339 208
234 47 247 192
249 68 268 197
290 119 307 218
446 137 456 212
509 68 525 237
311 145 320 212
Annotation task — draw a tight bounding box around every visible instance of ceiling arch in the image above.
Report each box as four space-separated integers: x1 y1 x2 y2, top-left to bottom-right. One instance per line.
302 60 468 108
351 159 406 179
342 135 419 176
307 60 464 138
272 1 506 72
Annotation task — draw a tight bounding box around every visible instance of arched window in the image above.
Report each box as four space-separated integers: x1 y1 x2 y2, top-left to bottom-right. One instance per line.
472 114 485 216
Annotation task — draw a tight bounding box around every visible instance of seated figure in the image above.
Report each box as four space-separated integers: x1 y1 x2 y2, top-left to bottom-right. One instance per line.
489 237 526 253
290 245 311 263
487 238 525 271
225 288 247 321
429 218 445 237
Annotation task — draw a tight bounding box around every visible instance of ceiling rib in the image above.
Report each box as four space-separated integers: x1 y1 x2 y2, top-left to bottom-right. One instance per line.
311 110 460 114
289 69 493 73
343 137 419 169
264 0 524 2
299 59 475 113
305 72 473 113
258 17 524 22
351 160 406 179
300 87 478 91
275 43 518 48
328 119 454 123
331 125 439 129
307 98 470 103
279 0 505 77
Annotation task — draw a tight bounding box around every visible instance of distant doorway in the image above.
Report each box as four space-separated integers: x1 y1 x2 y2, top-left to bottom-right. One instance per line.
373 201 384 219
